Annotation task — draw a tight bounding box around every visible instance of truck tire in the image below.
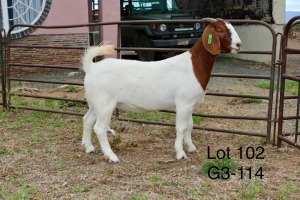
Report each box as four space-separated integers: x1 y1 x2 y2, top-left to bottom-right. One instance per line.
136 35 156 61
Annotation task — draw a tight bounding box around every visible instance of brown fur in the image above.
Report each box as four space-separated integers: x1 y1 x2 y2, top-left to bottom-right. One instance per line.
189 19 232 90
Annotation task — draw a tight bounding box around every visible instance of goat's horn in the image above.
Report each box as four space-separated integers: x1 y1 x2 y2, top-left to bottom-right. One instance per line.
201 18 217 23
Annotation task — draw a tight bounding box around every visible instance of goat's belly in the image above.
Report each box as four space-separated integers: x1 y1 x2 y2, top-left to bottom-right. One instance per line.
116 103 152 113
116 102 174 113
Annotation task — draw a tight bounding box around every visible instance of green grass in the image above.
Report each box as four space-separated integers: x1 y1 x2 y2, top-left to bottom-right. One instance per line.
74 185 93 193
237 90 263 104
0 177 37 200
150 174 162 186
199 157 238 179
183 188 206 196
67 86 78 93
192 115 204 125
243 98 263 104
255 81 276 89
9 111 69 130
0 109 82 159
125 111 175 122
103 169 113 178
131 195 150 200
239 179 264 199
285 81 299 95
276 181 299 200
256 80 298 95
10 95 87 113
0 146 8 157
125 111 204 125
104 196 118 200
56 155 67 170
0 96 84 134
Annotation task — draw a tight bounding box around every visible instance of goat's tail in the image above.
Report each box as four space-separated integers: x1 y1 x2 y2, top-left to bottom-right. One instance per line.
82 44 116 72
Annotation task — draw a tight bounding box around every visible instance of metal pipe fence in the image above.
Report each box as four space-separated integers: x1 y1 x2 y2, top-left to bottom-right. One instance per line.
277 16 300 149
1 19 280 143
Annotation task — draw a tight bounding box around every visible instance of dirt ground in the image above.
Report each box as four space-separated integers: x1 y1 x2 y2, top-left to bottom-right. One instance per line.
0 38 300 199
0 94 299 199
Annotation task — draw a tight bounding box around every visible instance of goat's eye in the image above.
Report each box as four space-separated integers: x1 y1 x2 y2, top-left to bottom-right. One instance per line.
216 28 223 32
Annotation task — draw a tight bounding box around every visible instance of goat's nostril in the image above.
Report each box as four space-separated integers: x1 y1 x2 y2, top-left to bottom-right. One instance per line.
236 43 241 48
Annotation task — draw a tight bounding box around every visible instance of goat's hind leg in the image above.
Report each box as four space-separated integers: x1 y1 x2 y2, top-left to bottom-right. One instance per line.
93 101 119 163
82 108 97 153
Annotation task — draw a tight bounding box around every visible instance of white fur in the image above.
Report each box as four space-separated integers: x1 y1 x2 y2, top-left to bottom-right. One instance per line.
82 21 241 163
225 22 242 53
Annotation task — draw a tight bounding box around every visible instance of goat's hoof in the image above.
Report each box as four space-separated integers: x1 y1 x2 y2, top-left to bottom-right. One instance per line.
176 151 187 160
108 154 120 163
188 146 197 153
85 145 96 154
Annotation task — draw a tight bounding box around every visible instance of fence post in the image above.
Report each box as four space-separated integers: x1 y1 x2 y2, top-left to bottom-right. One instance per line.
0 29 7 111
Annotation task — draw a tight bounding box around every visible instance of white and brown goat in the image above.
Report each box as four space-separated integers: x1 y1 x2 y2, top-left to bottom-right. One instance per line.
82 18 242 163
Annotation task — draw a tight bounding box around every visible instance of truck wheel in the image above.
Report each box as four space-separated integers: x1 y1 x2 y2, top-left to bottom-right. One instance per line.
136 35 155 61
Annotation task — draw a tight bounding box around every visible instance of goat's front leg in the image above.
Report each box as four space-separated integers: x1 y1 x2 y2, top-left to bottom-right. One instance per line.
184 115 197 153
175 104 193 160
82 108 97 153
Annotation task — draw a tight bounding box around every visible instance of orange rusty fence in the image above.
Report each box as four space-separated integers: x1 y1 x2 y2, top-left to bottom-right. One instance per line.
0 19 283 146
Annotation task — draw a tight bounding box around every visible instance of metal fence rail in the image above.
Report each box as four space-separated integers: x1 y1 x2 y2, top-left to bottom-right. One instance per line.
2 19 279 143
277 16 300 149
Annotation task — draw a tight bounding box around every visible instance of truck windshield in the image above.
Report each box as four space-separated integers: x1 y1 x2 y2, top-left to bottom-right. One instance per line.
123 0 181 14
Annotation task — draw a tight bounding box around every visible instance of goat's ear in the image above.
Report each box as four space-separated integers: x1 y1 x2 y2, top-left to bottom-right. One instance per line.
202 25 221 55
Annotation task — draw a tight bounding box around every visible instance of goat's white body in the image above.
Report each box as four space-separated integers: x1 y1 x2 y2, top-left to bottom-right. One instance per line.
82 48 204 162
84 52 205 113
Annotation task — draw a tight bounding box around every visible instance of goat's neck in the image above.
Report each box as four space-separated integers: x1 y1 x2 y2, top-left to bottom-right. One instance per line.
189 40 217 91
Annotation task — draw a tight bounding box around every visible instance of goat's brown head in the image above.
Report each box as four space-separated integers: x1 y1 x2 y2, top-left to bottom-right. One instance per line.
201 18 241 55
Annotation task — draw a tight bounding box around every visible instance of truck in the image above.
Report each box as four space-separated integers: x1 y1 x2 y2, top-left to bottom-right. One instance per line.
121 0 204 61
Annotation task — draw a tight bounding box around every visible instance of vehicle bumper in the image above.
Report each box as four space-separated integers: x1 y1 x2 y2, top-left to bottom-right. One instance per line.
150 37 199 47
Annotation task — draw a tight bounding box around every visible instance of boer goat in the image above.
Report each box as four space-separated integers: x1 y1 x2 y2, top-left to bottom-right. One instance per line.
82 18 242 163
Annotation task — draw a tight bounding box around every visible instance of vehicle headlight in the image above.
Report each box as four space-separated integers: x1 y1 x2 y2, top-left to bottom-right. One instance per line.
159 24 167 32
195 23 201 30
